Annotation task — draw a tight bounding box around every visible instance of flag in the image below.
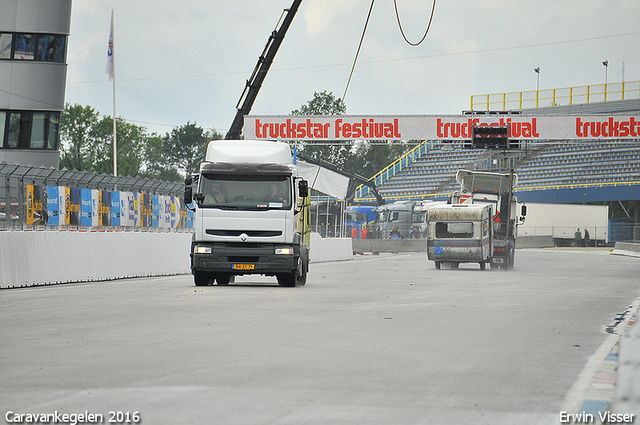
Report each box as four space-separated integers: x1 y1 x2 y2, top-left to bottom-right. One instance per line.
106 10 114 81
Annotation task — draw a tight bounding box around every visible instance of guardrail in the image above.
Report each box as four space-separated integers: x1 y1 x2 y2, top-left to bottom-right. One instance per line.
354 140 439 201
471 80 640 111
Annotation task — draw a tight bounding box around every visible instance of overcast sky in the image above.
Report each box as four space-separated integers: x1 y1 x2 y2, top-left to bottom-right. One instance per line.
65 0 640 137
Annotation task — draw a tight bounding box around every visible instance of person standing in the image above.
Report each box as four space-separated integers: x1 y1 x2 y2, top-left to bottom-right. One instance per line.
584 228 590 247
574 228 582 247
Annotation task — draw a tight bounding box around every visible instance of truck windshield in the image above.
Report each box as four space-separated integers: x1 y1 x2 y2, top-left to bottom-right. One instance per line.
200 174 292 210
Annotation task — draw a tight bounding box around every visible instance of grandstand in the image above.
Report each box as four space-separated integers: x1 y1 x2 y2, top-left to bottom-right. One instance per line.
363 139 640 202
356 97 640 205
374 146 481 199
516 141 640 187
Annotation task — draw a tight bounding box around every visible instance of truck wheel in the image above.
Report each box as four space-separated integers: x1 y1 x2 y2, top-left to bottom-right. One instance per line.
298 245 308 286
277 255 307 287
194 271 212 287
296 268 307 286
435 261 441 270
506 246 515 271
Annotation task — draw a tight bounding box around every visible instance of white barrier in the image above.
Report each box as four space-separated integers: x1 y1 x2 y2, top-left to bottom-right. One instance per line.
0 231 192 289
612 242 640 258
309 233 353 263
0 231 353 288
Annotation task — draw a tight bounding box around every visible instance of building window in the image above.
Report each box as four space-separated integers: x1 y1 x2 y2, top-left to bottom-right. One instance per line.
7 112 30 148
1 110 60 150
14 34 35 60
0 34 11 59
31 113 47 148
48 113 60 149
37 35 66 62
0 32 66 63
0 112 5 141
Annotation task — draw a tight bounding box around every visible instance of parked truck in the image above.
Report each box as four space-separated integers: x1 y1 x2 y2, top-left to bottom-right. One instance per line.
184 140 309 287
373 200 443 239
517 203 608 246
448 169 526 269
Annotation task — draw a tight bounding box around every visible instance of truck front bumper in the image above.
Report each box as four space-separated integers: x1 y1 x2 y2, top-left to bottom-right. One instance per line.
191 242 298 275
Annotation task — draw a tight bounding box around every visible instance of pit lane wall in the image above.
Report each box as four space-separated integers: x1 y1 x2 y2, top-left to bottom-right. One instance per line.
0 231 193 288
0 232 353 289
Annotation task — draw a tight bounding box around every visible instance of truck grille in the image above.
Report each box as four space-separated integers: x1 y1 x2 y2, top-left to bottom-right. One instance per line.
206 230 282 237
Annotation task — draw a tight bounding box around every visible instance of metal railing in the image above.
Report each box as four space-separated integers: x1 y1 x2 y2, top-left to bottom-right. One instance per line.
354 140 439 201
0 163 189 231
471 80 640 111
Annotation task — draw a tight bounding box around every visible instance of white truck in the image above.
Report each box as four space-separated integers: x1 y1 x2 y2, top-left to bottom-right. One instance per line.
374 200 444 239
517 203 608 246
184 140 309 287
450 169 526 269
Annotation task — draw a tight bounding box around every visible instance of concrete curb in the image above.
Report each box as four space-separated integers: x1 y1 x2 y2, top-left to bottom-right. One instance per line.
562 299 640 421
610 310 640 419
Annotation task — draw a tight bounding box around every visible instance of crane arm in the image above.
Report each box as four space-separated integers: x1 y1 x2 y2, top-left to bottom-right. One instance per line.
225 0 303 140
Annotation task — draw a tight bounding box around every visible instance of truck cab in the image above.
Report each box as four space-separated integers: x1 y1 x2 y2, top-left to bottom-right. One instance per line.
450 170 526 270
185 140 309 287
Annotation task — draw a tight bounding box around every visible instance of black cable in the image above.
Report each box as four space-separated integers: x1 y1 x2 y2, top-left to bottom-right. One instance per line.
342 0 376 102
394 0 436 46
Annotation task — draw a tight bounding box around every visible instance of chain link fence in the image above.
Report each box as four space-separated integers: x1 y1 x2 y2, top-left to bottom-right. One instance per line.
0 163 191 232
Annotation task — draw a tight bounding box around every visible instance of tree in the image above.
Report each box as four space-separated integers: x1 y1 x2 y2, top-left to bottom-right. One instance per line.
291 90 346 116
342 140 411 179
290 91 351 168
142 122 223 182
60 104 222 182
164 122 220 175
91 116 146 176
59 103 99 172
60 103 147 176
290 92 411 179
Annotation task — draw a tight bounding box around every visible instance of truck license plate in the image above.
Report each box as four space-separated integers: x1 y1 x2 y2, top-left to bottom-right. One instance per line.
493 258 504 264
233 264 255 270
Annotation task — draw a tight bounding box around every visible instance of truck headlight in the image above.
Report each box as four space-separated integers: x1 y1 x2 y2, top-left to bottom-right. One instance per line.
275 247 294 255
194 245 212 254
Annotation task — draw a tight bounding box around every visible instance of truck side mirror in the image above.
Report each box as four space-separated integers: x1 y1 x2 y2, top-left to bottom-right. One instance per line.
184 186 193 205
298 179 309 198
521 205 527 216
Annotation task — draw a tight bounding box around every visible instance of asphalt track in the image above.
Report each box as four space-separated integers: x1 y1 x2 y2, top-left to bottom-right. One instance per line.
1 249 639 425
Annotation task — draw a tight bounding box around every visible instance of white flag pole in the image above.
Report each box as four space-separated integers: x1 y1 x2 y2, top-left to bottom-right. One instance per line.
107 10 117 176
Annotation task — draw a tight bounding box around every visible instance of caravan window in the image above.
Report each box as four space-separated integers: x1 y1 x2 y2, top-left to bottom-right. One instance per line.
435 222 474 239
